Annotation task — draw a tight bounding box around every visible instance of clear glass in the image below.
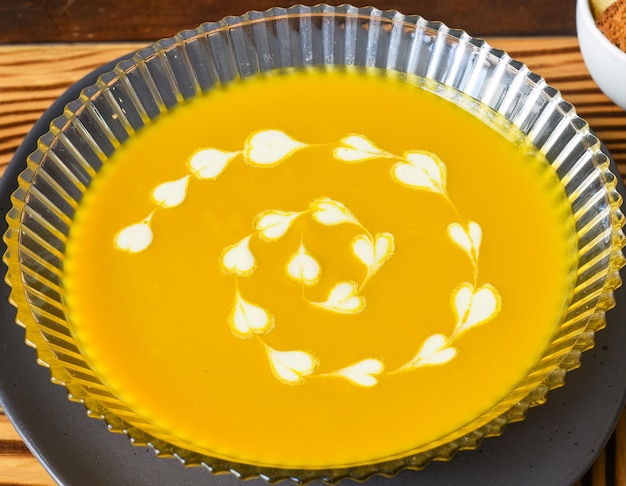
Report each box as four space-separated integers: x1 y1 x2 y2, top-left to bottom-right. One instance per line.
3 4 625 483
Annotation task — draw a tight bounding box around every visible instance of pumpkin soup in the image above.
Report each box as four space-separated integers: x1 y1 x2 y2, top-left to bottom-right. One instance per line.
62 67 577 468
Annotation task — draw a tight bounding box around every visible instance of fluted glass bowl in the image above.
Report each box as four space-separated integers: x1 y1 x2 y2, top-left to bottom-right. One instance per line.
3 4 625 483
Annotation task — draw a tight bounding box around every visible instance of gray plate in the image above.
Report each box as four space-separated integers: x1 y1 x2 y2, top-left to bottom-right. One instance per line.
1 58 625 486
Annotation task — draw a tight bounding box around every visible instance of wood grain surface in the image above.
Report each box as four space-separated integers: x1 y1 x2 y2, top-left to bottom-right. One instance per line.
0 0 577 43
0 415 54 485
1 35 626 486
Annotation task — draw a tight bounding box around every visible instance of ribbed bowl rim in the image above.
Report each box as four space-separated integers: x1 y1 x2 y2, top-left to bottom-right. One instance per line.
3 3 625 483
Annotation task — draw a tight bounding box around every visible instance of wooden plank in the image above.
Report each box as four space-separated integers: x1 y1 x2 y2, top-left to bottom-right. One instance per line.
616 410 626 485
0 0 577 43
0 43 143 172
0 414 27 442
591 449 607 486
0 416 55 486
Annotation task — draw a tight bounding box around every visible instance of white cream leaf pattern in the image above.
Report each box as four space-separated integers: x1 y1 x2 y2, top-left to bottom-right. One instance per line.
229 292 274 338
405 333 457 368
448 222 482 262
255 210 300 241
352 232 395 276
335 358 385 387
352 234 375 267
267 347 318 384
115 130 503 387
187 148 239 180
391 151 447 193
243 130 306 166
312 281 366 314
151 176 190 208
373 233 396 273
114 215 154 253
310 197 358 226
333 134 387 163
221 236 256 276
447 223 471 252
452 283 501 336
285 243 322 286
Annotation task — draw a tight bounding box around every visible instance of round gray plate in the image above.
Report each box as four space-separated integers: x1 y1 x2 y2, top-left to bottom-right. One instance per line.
1 58 625 486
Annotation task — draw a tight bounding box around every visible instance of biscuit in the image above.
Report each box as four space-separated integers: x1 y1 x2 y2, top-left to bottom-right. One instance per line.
597 0 626 52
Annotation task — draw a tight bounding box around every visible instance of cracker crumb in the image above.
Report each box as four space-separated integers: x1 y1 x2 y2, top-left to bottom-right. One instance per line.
597 0 626 52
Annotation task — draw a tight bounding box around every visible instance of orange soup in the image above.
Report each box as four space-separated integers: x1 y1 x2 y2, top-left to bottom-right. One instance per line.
63 67 577 468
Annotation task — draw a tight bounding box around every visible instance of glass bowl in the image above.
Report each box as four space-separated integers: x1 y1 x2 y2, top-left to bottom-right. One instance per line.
3 4 625 483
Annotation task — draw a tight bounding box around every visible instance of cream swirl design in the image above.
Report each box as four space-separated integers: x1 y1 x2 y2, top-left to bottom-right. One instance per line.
113 130 502 387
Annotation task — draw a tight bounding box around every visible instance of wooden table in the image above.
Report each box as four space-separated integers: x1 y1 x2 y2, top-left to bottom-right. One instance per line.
1 1 626 485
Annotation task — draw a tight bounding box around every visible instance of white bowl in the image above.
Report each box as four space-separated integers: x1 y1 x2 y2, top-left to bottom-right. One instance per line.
577 0 626 110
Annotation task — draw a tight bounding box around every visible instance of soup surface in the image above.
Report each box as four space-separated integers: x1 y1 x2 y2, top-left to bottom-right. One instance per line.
63 67 577 468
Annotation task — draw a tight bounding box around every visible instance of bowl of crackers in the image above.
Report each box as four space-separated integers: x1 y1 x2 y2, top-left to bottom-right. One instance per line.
578 0 626 110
